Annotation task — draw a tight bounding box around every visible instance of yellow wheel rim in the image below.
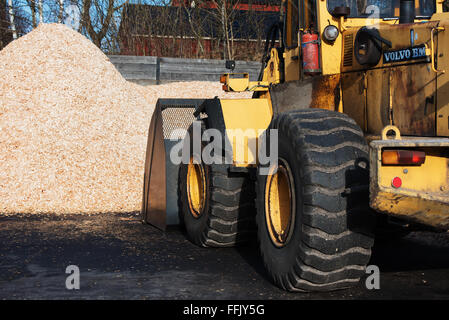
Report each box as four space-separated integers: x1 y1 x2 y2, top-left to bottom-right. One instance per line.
187 157 206 218
265 159 295 247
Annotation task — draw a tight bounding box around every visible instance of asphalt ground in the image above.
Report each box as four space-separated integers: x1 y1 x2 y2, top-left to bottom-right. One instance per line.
1 212 449 300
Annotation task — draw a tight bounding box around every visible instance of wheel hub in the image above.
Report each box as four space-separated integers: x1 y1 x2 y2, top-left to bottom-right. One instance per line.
265 159 295 247
187 158 206 218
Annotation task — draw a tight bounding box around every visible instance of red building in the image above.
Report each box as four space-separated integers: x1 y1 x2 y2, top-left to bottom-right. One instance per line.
171 0 280 11
118 1 280 60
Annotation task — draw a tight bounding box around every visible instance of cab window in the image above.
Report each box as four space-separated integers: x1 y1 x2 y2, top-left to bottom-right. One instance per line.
327 0 436 18
285 0 300 48
284 0 318 48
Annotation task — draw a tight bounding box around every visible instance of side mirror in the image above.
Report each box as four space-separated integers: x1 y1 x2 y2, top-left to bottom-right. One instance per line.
225 60 235 71
331 6 351 18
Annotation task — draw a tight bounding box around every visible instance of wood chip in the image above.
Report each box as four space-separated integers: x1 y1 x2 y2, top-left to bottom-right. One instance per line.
0 23 252 214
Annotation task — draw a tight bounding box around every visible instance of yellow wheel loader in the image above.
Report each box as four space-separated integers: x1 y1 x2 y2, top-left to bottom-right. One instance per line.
142 0 449 292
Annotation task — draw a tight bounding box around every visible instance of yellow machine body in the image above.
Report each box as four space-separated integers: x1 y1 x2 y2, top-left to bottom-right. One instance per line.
217 0 449 229
142 0 449 230
370 137 449 229
220 98 273 166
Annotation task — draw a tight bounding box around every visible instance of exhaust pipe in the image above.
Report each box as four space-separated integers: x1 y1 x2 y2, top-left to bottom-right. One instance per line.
399 0 415 24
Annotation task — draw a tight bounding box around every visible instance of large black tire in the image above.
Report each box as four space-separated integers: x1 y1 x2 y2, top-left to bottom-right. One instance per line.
256 109 376 292
179 122 256 247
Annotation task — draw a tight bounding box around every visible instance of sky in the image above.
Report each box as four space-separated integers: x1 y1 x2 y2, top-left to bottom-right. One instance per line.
9 0 170 52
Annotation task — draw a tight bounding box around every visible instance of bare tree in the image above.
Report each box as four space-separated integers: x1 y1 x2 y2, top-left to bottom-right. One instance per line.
28 0 38 28
80 0 128 48
4 0 279 60
1 1 10 48
38 0 42 22
59 0 64 22
7 1 17 39
205 0 240 60
7 0 18 39
181 2 206 58
183 0 273 61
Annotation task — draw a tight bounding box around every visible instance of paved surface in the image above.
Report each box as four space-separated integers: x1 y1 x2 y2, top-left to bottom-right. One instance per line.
1 212 449 300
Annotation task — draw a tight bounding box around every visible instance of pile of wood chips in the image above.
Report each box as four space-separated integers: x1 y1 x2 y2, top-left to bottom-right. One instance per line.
0 23 251 214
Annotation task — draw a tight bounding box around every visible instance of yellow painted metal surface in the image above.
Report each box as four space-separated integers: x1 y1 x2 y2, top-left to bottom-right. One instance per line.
309 74 341 110
437 0 444 13
264 1 441 78
284 47 300 82
187 159 206 218
314 1 446 76
378 150 448 193
391 64 436 136
372 191 449 229
316 0 414 75
431 26 446 73
370 137 449 229
262 49 282 84
265 160 295 247
222 73 270 92
317 0 447 74
436 21 449 137
260 1 449 229
261 0 447 79
343 62 437 137
341 72 366 129
220 99 273 166
366 69 390 134
340 22 438 73
431 12 449 21
285 0 294 48
225 74 250 92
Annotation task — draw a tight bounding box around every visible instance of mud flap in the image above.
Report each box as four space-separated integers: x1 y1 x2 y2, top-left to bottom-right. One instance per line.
141 99 205 230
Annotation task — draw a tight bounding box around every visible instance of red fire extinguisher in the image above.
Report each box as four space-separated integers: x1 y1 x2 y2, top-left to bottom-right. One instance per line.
302 31 320 75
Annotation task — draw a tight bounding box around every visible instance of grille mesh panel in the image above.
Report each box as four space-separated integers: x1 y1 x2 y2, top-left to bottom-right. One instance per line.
161 107 196 139
344 34 354 67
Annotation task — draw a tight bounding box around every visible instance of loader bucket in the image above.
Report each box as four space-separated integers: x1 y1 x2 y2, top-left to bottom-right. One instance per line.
141 99 205 230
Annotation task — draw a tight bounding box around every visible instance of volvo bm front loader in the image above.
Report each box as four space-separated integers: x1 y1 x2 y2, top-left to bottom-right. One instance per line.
142 0 449 292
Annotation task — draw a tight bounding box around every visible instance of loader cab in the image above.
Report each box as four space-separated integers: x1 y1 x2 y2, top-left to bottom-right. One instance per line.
327 0 436 19
281 0 318 81
277 0 442 81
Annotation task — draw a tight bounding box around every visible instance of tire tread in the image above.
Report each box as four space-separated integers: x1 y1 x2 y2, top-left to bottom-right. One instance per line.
257 109 374 292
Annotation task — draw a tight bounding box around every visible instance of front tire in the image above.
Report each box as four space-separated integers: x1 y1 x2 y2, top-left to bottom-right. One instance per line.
256 109 375 292
179 123 256 247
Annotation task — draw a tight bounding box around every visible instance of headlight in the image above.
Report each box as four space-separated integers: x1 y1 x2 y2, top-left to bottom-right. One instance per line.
323 25 339 42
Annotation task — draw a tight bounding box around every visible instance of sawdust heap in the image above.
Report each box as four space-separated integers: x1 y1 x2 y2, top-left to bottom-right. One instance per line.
0 23 250 214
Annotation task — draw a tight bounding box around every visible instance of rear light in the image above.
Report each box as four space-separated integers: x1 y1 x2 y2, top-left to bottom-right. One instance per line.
382 150 426 165
222 84 229 91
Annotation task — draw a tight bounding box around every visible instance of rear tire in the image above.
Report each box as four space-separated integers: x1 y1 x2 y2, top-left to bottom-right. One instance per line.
179 122 256 247
256 109 376 292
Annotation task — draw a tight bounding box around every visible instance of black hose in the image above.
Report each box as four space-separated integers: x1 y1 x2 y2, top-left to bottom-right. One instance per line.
258 22 281 81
